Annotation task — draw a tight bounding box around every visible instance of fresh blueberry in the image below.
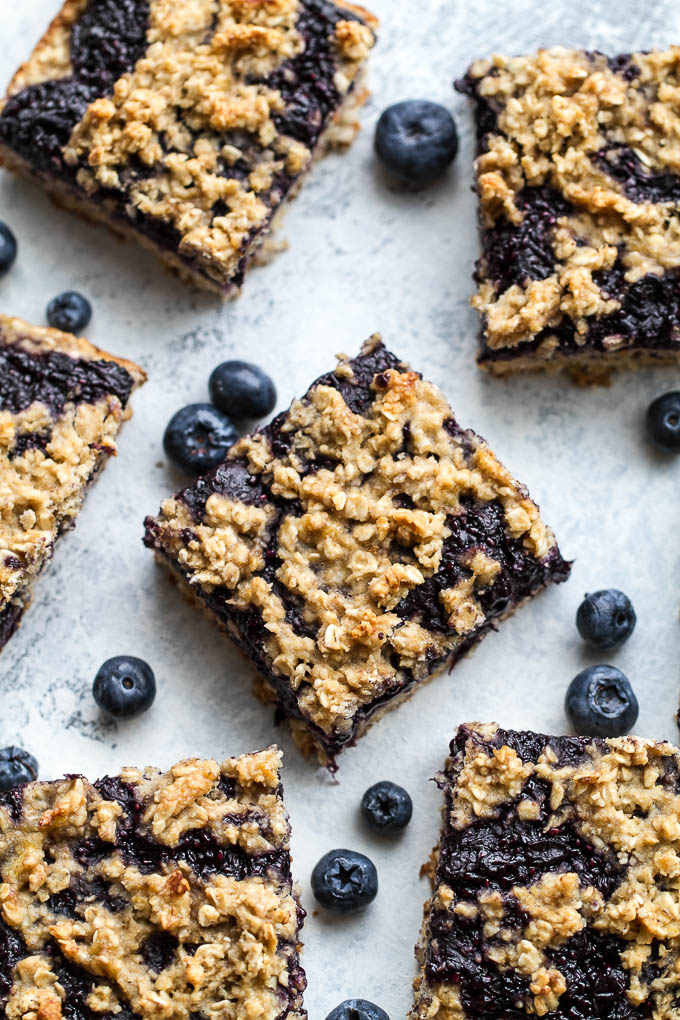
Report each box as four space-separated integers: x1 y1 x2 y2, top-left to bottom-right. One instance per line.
0 222 17 276
576 589 636 650
565 664 638 738
360 781 412 833
93 656 156 719
326 1000 390 1020
0 747 38 792
47 291 92 333
163 403 238 475
646 391 680 453
311 849 378 914
375 100 458 187
209 360 277 420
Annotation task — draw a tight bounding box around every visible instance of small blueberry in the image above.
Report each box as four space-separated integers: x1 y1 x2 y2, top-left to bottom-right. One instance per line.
93 656 156 719
0 222 18 276
375 100 458 187
325 1000 390 1020
311 849 378 914
646 391 680 453
565 665 638 738
576 589 636 650
0 747 38 791
47 291 92 333
163 403 238 475
209 360 276 420
360 781 412 833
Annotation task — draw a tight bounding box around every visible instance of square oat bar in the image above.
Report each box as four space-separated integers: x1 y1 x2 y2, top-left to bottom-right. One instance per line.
144 336 570 768
411 723 680 1020
0 0 377 297
457 48 680 382
0 745 306 1020
0 315 145 652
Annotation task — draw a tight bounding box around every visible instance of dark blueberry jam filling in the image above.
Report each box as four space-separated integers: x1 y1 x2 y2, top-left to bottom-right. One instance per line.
0 80 96 175
606 53 641 82
477 185 571 294
0 783 25 822
47 875 127 918
70 0 150 88
272 579 318 641
300 453 341 475
88 776 290 881
426 907 533 1016
0 600 26 653
655 754 680 795
318 342 407 416
141 932 179 973
481 265 680 362
591 264 680 347
395 498 569 632
174 459 267 523
282 956 308 1012
427 906 642 1019
436 810 622 898
594 144 680 204
264 0 361 146
452 725 606 769
9 428 52 460
0 0 149 174
454 74 501 144
0 917 25 1000
0 343 134 416
443 418 479 460
54 950 140 1020
544 929 645 1019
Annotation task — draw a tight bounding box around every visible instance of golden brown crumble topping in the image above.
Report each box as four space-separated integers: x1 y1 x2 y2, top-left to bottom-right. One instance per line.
0 316 144 644
411 723 680 1020
146 336 566 759
0 747 305 1020
461 48 680 379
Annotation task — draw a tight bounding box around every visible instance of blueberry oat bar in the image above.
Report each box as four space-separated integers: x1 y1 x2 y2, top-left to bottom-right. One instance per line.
0 0 377 297
0 315 145 651
0 745 306 1020
412 722 680 1019
457 48 680 382
144 336 569 768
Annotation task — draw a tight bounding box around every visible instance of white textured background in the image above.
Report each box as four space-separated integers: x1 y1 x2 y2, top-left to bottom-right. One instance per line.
2 1 680 1016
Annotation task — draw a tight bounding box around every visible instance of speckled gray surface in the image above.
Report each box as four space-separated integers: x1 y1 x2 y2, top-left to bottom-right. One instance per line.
1 1 680 1016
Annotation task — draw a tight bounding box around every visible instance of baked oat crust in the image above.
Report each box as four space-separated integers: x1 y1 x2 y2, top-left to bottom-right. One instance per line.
144 336 570 768
0 745 306 1020
458 47 680 382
